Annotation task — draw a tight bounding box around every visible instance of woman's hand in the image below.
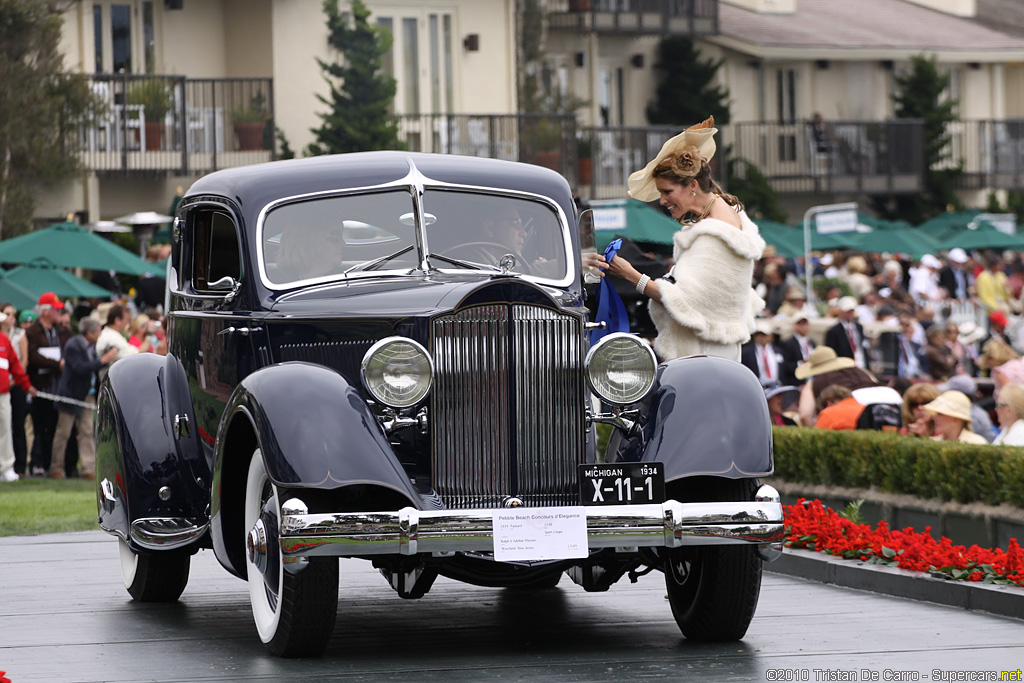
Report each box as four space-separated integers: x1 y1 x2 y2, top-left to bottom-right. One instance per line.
604 253 639 281
581 251 608 277
907 417 933 438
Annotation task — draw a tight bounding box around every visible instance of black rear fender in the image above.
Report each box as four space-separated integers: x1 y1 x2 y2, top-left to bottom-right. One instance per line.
95 353 208 549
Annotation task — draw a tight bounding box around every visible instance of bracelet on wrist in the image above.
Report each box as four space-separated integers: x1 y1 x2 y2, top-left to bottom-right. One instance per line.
636 274 650 295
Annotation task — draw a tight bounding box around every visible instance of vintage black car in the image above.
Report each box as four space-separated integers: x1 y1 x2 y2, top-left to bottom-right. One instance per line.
96 151 784 657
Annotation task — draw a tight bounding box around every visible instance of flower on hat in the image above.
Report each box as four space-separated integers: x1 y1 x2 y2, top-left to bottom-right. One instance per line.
627 116 718 202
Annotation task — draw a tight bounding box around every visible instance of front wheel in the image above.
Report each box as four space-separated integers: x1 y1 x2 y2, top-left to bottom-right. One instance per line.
663 477 763 641
244 449 338 657
118 538 190 602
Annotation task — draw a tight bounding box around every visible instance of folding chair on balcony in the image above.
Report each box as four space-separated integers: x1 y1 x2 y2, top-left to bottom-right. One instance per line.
87 82 116 152
806 125 835 176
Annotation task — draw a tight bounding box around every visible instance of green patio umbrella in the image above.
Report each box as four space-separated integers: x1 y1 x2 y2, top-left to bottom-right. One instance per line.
591 199 680 251
853 227 938 257
0 271 38 310
936 218 1024 251
3 258 114 300
758 220 805 258
0 221 160 276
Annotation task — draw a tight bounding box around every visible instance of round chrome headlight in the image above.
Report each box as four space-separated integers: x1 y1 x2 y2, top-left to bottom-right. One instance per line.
585 333 657 406
360 337 433 409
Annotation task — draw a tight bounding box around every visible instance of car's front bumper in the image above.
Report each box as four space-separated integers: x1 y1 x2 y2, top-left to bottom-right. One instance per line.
275 484 785 561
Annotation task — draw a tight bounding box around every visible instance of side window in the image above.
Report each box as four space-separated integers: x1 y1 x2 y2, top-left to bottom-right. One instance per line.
192 209 241 291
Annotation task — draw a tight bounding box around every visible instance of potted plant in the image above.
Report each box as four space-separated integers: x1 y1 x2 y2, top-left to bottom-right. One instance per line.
126 79 172 151
232 93 270 151
533 117 564 172
577 133 593 186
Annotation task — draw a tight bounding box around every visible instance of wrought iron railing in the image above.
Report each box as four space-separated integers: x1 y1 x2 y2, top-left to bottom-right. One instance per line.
398 113 579 185
947 119 1024 191
730 119 925 196
548 0 718 36
76 74 274 175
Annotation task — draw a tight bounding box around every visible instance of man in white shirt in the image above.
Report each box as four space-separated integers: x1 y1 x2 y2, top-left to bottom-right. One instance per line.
908 254 943 302
96 304 151 360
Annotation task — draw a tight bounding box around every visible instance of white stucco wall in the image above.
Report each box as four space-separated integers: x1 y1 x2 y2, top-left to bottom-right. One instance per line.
161 2 228 77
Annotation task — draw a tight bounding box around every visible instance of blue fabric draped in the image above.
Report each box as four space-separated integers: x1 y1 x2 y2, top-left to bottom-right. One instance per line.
591 238 629 344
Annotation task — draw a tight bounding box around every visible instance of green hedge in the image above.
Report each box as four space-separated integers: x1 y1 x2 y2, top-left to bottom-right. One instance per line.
772 427 1024 508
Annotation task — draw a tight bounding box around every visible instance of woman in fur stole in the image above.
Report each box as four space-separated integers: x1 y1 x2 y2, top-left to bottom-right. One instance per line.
605 116 766 362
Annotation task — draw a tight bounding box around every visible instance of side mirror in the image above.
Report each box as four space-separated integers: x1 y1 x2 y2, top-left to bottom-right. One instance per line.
579 209 600 284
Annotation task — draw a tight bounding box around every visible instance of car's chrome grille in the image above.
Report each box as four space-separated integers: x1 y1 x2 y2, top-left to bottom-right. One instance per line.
431 304 585 509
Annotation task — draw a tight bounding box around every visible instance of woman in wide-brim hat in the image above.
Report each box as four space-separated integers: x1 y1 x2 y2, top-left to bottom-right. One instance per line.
922 390 988 444
603 116 766 362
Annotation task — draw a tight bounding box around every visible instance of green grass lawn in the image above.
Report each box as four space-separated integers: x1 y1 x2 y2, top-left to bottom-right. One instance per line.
0 478 98 537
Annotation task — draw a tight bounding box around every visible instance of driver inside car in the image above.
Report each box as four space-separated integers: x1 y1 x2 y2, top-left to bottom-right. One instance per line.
480 208 558 276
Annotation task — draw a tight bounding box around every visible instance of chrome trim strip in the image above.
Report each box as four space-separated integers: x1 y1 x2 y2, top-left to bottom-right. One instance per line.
254 159 575 291
278 495 785 560
129 518 209 550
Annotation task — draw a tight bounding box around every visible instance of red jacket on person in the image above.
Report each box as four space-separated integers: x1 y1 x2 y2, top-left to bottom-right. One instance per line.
0 331 32 395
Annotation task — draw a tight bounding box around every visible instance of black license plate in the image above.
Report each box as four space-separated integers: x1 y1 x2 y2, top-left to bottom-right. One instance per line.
579 462 665 505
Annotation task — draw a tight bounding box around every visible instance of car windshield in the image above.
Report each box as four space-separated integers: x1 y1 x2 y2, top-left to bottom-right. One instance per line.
261 188 568 286
423 190 568 279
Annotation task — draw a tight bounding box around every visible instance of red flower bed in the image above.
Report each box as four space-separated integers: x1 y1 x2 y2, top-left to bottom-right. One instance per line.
784 499 1024 587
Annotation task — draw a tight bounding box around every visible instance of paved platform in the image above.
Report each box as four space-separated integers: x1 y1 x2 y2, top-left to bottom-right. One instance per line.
1 531 1023 682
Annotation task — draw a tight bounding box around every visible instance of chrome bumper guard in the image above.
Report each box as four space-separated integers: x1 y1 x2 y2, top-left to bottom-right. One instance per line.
278 484 785 561
130 517 209 550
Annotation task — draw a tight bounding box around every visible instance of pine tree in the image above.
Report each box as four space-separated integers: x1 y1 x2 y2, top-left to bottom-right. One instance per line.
646 37 730 126
727 157 787 222
874 54 962 224
0 0 94 239
306 0 401 156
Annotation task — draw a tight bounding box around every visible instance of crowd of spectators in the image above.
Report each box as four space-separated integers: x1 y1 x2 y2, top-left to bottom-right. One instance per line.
743 246 1024 445
0 291 167 482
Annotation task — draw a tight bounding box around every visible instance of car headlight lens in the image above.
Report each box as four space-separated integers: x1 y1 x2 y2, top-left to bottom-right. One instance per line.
585 333 657 406
360 337 433 409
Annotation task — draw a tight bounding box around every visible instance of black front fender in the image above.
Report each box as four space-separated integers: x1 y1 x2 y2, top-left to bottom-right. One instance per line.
213 362 421 494
209 362 422 577
640 356 773 480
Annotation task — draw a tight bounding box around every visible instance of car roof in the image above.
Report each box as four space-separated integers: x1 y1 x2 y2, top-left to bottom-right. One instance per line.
185 151 577 225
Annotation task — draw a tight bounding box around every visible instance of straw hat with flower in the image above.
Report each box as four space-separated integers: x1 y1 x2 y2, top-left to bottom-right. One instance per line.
627 116 718 203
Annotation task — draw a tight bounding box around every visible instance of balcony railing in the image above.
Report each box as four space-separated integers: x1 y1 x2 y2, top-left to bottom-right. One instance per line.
76 75 274 175
730 120 925 196
548 0 718 36
398 113 579 185
948 119 1024 191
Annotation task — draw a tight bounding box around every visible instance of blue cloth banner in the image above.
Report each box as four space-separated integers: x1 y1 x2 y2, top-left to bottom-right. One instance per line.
591 238 630 344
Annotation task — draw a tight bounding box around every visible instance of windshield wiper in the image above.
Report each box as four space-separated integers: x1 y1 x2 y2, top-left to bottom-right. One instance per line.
344 245 415 274
426 252 504 273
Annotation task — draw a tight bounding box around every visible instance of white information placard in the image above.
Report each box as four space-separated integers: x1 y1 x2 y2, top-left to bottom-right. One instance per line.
593 207 628 232
815 209 859 234
492 507 588 562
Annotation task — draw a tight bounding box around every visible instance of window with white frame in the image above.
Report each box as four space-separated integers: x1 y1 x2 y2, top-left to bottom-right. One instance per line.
376 9 455 115
91 0 157 74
